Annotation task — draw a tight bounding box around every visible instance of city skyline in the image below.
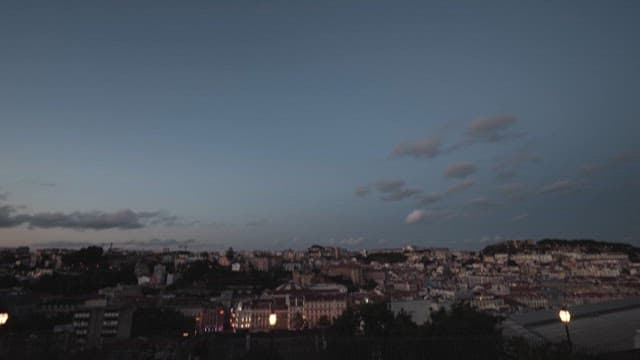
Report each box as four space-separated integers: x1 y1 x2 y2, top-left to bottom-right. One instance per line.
1 1 640 250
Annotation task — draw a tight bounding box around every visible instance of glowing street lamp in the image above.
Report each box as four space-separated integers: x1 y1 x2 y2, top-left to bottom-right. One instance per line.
0 313 8 326
558 307 572 349
268 312 277 328
268 312 277 359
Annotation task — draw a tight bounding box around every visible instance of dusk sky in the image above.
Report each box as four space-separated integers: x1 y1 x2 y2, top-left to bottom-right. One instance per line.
1 1 639 250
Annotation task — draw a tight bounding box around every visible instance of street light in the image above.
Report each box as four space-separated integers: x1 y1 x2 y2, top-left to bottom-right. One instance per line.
269 312 277 359
269 312 277 327
0 313 8 326
558 307 572 350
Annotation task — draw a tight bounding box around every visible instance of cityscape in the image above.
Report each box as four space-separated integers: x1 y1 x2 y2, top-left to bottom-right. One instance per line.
0 240 639 358
2 1 640 359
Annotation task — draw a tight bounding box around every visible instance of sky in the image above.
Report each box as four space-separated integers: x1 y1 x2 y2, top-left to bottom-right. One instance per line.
1 0 639 251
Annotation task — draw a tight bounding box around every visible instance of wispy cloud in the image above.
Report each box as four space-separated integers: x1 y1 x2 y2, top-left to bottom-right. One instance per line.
337 237 366 247
612 150 640 163
444 162 477 179
375 180 406 193
31 238 206 250
120 238 200 248
467 197 500 211
493 150 541 178
467 115 518 143
354 185 371 198
0 194 182 230
511 213 529 222
540 179 580 194
580 149 640 177
500 182 530 200
404 209 452 225
353 180 423 202
405 209 427 224
580 163 608 176
381 188 422 201
446 180 475 195
496 170 517 180
390 136 442 159
245 219 269 227
417 192 444 205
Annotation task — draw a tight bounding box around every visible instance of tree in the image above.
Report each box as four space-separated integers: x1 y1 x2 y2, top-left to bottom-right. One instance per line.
225 247 235 261
131 308 195 337
359 302 395 337
329 307 359 336
329 303 412 337
317 315 331 329
179 260 213 285
390 309 417 336
62 246 104 270
426 303 501 337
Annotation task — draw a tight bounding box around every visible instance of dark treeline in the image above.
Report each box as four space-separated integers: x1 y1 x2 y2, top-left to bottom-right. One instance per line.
234 303 597 360
131 308 195 338
170 260 289 292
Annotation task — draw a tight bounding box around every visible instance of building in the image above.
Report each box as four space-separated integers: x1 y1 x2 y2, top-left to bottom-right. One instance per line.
324 263 364 286
72 302 134 348
231 299 289 332
151 264 167 286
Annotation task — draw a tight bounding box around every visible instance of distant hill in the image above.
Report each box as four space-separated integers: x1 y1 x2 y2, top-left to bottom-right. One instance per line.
481 239 640 262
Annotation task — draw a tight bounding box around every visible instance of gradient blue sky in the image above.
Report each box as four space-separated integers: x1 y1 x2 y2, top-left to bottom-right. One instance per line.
1 1 639 250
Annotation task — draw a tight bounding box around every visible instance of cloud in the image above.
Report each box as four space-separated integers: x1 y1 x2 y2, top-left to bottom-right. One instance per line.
417 192 444 205
404 209 452 224
31 241 96 249
493 150 541 178
467 115 517 142
405 209 427 224
463 235 505 246
368 179 422 201
364 180 422 202
122 238 199 248
580 149 640 177
338 237 365 247
495 170 517 180
381 188 422 201
245 219 269 227
446 180 475 195
0 195 181 230
540 179 580 194
467 197 500 210
375 180 406 193
444 162 477 179
31 238 203 250
579 163 608 176
612 150 640 163
500 182 529 200
0 204 27 227
511 213 529 222
354 186 371 198
391 137 442 159
28 209 179 230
